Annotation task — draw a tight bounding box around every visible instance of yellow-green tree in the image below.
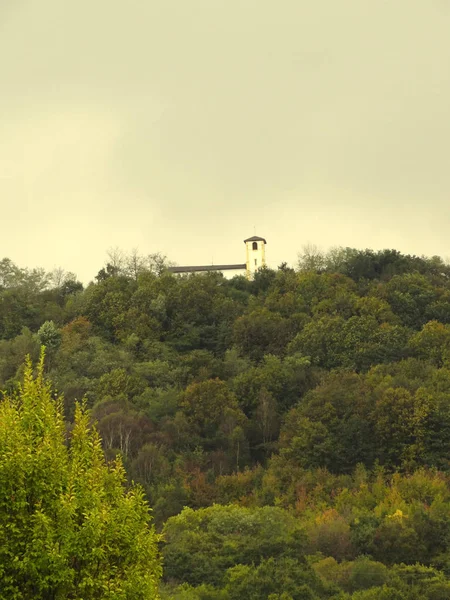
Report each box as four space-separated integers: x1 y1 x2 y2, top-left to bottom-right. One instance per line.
0 353 161 599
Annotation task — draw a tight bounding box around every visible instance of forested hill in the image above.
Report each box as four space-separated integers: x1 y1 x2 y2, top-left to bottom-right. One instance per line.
4 247 450 598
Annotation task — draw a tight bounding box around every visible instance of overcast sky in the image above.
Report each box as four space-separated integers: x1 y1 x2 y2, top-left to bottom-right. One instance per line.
1 0 450 282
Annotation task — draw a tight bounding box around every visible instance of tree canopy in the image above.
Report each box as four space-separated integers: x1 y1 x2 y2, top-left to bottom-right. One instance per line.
3 247 450 598
0 352 161 599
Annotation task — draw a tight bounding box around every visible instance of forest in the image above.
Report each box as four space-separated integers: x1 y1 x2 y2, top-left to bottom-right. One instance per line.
3 246 450 598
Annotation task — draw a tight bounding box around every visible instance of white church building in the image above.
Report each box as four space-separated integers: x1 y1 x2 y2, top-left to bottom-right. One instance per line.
168 236 267 279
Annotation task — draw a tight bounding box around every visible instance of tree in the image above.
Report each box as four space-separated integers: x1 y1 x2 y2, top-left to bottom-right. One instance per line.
95 249 172 283
278 372 376 472
307 509 354 561
233 308 292 361
181 379 243 436
0 258 50 292
255 387 279 449
36 320 62 353
0 352 161 599
225 558 320 600
374 387 430 469
180 379 248 467
162 505 308 588
409 320 450 367
48 267 79 290
384 273 437 329
287 315 345 369
297 243 326 273
371 512 426 566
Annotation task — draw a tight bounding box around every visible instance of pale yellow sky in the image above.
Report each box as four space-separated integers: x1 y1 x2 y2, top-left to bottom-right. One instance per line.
1 1 450 282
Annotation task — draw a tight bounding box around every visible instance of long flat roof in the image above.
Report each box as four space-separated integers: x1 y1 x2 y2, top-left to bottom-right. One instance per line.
168 264 246 274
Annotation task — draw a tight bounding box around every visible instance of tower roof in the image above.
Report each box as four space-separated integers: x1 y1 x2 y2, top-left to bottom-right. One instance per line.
244 235 267 244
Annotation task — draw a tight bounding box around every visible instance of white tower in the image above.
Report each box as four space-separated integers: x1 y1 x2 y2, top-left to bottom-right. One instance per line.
244 236 267 279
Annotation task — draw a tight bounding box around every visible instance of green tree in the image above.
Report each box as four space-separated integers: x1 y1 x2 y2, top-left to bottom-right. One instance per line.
374 387 430 468
36 320 62 353
162 505 307 588
181 379 245 439
279 372 375 472
233 308 292 361
383 273 437 329
233 354 316 416
409 320 450 367
297 243 326 273
225 558 320 600
0 353 161 599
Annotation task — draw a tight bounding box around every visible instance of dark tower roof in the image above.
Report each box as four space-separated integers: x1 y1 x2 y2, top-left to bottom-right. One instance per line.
243 236 267 244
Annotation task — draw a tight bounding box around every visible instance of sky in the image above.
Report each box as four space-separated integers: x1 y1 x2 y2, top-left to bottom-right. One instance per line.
1 0 450 282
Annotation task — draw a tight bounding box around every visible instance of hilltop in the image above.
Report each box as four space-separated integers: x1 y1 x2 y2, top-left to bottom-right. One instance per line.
3 246 450 598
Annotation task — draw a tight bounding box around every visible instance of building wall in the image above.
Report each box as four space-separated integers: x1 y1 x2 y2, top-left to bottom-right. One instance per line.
170 268 246 279
221 268 247 279
245 240 266 278
169 237 266 280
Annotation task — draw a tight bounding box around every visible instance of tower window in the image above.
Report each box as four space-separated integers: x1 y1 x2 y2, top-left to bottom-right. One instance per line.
254 259 257 266
252 242 258 250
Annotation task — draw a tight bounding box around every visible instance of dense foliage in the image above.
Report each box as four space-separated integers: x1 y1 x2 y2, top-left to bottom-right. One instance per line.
3 246 450 598
0 352 161 599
